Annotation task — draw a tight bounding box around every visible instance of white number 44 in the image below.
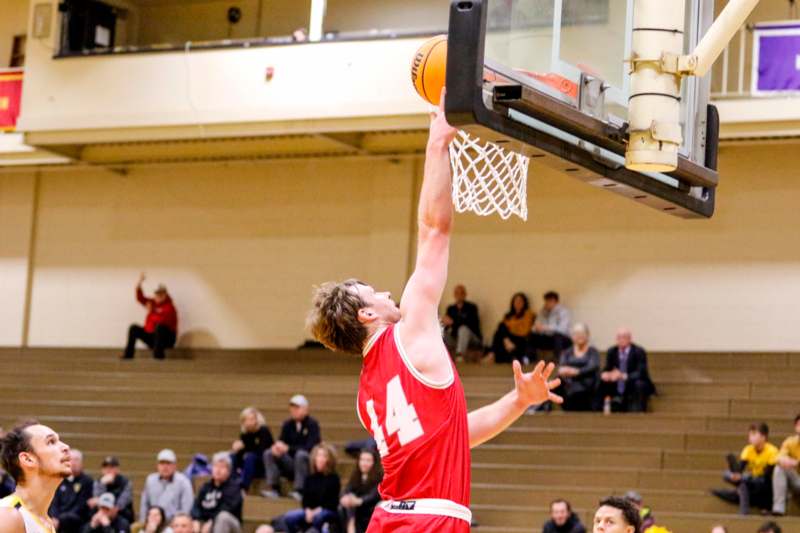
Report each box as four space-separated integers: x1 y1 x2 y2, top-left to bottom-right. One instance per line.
366 375 424 457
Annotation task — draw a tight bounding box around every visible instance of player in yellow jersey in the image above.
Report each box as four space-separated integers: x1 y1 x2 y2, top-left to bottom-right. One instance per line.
0 421 72 533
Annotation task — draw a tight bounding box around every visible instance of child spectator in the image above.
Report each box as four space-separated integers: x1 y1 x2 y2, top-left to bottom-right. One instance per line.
712 423 779 514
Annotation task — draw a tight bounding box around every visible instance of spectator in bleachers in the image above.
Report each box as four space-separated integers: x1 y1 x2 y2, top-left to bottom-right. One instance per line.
191 452 242 533
0 467 14 499
170 513 192 533
143 507 171 533
262 395 321 501
757 522 782 533
441 284 483 361
51 449 94 533
772 413 800 516
122 273 178 360
0 426 13 499
485 292 535 364
542 499 585 533
592 496 641 533
231 407 274 492
623 491 655 532
557 323 600 412
598 328 655 413
81 493 130 533
710 526 727 533
528 291 572 361
713 423 779 515
339 449 382 533
281 444 341 533
139 449 194 523
90 456 135 523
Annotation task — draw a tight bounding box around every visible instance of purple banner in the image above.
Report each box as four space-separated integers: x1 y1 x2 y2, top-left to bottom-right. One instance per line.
757 30 800 92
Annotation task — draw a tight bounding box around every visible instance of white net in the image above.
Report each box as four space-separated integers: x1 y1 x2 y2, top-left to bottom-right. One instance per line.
449 130 530 221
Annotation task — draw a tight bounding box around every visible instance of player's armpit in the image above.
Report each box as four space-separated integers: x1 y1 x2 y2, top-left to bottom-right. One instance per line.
0 508 25 533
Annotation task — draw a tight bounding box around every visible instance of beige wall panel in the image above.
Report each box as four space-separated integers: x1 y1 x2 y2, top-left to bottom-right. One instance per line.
0 172 35 346
27 158 415 348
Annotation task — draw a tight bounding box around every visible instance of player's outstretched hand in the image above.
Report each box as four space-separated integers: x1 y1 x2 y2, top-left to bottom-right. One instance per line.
512 360 564 407
428 87 457 149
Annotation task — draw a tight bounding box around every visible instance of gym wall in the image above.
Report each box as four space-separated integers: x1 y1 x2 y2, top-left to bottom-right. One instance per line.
1 143 798 351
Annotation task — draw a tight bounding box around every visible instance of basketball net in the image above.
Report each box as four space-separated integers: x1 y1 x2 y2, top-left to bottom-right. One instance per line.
449 130 530 221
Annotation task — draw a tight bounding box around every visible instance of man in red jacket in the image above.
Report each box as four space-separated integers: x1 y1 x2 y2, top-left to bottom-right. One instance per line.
122 273 178 360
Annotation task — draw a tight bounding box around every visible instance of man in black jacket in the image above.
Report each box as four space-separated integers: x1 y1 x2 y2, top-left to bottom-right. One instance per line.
599 328 656 412
191 453 242 533
51 450 94 533
261 395 321 501
542 499 586 533
0 427 15 498
441 284 482 360
90 457 135 524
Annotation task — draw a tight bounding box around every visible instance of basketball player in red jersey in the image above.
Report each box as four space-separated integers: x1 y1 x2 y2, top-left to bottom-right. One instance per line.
308 89 563 532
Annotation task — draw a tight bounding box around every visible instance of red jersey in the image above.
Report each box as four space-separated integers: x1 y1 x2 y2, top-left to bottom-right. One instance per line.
137 287 178 334
357 324 471 530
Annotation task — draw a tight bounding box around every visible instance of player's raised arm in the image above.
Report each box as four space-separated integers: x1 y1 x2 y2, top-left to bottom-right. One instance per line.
467 360 563 448
398 89 458 381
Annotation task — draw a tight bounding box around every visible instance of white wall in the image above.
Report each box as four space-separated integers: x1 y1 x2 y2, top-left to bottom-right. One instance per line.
3 142 800 351
19 1 429 135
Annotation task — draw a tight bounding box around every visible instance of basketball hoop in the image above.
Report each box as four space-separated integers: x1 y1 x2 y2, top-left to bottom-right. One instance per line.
449 130 530 221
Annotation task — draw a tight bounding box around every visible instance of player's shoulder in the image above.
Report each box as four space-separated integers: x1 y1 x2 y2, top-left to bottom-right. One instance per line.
0 502 25 533
766 442 780 455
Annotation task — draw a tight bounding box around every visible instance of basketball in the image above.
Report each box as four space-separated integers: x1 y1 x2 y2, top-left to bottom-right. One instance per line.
411 35 447 105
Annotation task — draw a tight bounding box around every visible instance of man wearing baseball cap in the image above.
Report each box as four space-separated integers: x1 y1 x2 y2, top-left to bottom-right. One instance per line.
90 457 134 523
121 273 178 360
140 449 194 523
83 493 130 533
261 395 321 501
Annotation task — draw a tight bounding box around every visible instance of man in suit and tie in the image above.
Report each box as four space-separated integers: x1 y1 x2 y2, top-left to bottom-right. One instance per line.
599 328 655 412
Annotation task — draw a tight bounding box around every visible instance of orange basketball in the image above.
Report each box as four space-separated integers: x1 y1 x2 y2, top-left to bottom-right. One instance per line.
411 35 447 105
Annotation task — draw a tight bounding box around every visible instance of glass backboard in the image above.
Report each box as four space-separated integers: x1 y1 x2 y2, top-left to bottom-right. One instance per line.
445 0 719 218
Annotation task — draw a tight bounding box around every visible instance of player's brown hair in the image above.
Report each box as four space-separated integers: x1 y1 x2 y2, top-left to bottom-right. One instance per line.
307 279 369 355
0 420 39 483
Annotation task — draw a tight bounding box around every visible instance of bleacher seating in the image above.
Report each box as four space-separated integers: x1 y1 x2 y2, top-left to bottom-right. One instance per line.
1 348 798 533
